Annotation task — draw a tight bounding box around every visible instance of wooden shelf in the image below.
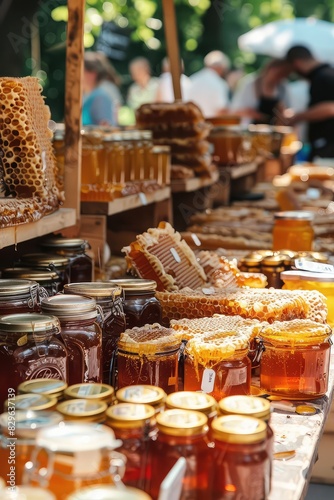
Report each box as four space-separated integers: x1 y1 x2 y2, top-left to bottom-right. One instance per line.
81 186 171 216
225 162 258 180
171 170 220 193
0 208 76 250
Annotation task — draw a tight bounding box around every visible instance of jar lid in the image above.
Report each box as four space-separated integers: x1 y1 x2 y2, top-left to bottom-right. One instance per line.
274 211 314 221
64 282 122 299
165 391 217 416
240 256 262 267
0 410 62 439
108 279 157 293
281 270 334 283
1 267 59 282
211 415 267 444
151 145 171 153
106 403 155 429
66 485 152 500
258 319 332 345
21 253 69 267
0 313 60 333
0 279 39 297
64 383 115 404
56 399 107 420
18 378 68 397
1 486 56 500
118 324 180 356
298 251 329 263
3 393 58 412
116 385 166 407
40 237 89 250
36 422 120 452
218 395 271 421
261 255 285 266
156 409 208 436
41 294 97 320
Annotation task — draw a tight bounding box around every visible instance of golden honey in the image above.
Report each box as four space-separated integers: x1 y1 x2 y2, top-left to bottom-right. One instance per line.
273 211 314 252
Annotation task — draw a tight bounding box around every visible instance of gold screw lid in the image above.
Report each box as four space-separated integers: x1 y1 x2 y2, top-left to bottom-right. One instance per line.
0 279 39 297
0 410 62 439
211 415 267 444
108 279 157 293
274 211 314 221
66 485 152 500
116 385 166 407
3 393 58 412
56 399 108 420
1 268 60 282
218 396 271 421
41 237 89 250
18 378 68 398
64 383 115 404
156 409 208 436
106 403 156 429
41 294 97 320
20 253 70 267
0 313 60 334
64 282 123 299
261 255 285 266
166 391 217 416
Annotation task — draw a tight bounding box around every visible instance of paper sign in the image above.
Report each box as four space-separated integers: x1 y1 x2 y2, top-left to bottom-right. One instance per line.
294 259 334 273
201 368 215 393
158 457 187 500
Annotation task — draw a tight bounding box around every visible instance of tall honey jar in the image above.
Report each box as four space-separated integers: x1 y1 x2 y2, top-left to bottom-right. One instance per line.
41 295 102 385
116 324 180 394
0 410 62 485
116 386 166 413
259 320 332 399
0 313 68 408
66 485 152 500
272 211 314 252
149 409 212 499
0 279 47 314
108 279 162 329
81 129 104 185
64 283 126 384
25 423 125 499
211 415 270 500
260 254 285 289
105 403 157 489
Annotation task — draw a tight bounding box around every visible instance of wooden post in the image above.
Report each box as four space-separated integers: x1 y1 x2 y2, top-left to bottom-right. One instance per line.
63 0 84 220
162 0 182 101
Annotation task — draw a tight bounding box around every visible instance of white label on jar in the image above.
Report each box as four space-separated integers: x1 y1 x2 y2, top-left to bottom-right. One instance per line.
201 369 216 393
225 367 247 387
65 401 87 414
294 259 334 273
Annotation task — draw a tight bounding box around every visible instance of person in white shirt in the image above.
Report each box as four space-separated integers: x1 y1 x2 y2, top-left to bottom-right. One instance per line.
127 57 159 110
155 57 192 102
188 50 231 117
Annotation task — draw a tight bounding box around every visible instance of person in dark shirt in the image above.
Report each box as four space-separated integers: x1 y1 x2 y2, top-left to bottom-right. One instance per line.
285 45 334 160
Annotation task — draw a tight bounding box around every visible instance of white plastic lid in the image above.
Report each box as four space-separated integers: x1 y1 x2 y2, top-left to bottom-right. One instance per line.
281 270 334 283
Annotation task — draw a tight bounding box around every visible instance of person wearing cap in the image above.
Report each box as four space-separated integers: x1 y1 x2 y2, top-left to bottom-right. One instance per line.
188 50 230 118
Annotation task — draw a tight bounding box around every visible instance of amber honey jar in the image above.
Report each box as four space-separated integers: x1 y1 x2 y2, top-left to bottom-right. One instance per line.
150 145 171 185
64 383 115 405
149 409 212 500
18 379 68 402
19 254 71 291
165 391 217 423
26 423 125 499
1 268 61 296
184 333 251 401
66 485 152 500
259 320 332 399
81 129 104 185
64 282 126 384
0 279 46 314
211 415 270 500
273 211 314 252
116 324 180 394
41 295 102 385
116 385 166 413
108 279 162 329
105 403 157 489
0 410 62 485
260 254 285 289
56 399 108 423
3 393 58 413
0 313 68 408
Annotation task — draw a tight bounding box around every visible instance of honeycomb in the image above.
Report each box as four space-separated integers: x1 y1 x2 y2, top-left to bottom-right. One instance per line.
254 319 332 346
118 323 181 356
0 77 64 227
296 290 328 324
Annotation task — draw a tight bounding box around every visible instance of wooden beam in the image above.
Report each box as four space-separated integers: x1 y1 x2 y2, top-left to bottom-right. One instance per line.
162 0 182 101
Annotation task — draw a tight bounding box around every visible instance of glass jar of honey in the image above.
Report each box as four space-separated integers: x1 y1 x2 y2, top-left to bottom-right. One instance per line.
259 320 332 399
116 386 166 413
184 333 251 400
211 415 270 500
0 410 62 485
150 145 171 185
81 129 104 185
18 379 68 402
116 324 180 394
165 391 217 424
0 279 46 314
56 399 108 423
1 268 61 296
64 383 115 405
40 238 93 283
66 485 152 500
19 254 71 291
64 283 126 384
105 403 156 489
0 313 68 408
149 409 212 500
3 393 58 413
25 423 125 499
273 211 314 252
41 295 102 385
108 279 162 329
260 255 285 289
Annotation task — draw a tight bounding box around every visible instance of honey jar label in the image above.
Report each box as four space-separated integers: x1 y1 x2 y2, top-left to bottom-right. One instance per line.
201 368 216 393
225 367 248 386
295 259 334 274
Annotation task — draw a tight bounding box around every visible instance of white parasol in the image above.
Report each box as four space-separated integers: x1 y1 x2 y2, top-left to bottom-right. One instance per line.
238 17 334 62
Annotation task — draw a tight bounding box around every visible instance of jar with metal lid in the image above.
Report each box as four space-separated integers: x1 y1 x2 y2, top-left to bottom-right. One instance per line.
238 255 262 274
25 423 125 499
41 295 102 385
2 486 56 499
3 393 58 413
81 129 104 185
0 279 47 314
116 324 180 394
0 313 68 408
108 279 162 329
18 379 68 401
116 385 166 413
103 133 126 184
165 391 217 424
40 237 93 283
184 333 251 400
19 253 71 291
0 410 62 485
64 283 126 384
66 485 152 500
1 268 62 296
211 415 270 500
148 409 212 500
64 383 115 405
260 254 285 288
273 211 314 251
106 403 157 489
259 319 332 399
56 399 107 423
150 145 171 185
